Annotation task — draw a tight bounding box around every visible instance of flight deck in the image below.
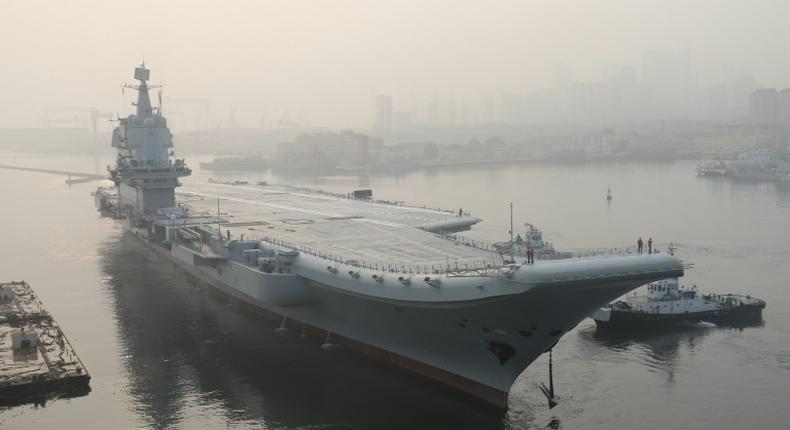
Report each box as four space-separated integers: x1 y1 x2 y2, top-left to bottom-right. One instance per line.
173 183 501 271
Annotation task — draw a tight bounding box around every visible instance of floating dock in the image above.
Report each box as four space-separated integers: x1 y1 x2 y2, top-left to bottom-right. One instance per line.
0 281 90 405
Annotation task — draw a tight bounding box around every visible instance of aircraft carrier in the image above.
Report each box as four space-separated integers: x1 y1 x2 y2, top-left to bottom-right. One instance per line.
94 64 685 408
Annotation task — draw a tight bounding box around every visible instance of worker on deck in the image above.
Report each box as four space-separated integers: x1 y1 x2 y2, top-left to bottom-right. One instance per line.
648 237 653 254
637 237 643 253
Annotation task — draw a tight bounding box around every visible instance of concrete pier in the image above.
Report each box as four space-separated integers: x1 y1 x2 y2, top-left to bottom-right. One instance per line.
0 164 104 183
0 281 90 405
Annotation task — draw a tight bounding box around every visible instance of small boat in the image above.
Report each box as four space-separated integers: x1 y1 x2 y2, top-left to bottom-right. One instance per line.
200 155 269 172
207 178 249 186
591 278 765 328
696 161 730 176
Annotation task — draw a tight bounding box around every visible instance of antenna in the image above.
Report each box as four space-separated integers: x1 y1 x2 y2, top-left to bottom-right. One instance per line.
158 89 163 115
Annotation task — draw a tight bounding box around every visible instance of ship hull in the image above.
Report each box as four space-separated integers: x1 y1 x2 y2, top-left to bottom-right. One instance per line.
125 231 668 409
594 304 764 329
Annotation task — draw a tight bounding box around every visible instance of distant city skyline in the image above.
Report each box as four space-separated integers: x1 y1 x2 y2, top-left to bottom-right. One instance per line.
1 1 789 130
18 56 790 133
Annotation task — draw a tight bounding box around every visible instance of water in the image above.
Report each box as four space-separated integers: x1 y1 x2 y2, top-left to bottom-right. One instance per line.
1 154 789 429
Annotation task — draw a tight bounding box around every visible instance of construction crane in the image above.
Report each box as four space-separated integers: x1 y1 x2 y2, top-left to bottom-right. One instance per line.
167 97 215 130
89 108 114 134
43 106 114 134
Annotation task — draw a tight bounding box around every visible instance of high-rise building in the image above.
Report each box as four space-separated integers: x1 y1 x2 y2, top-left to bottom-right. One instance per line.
705 84 730 120
459 101 469 125
427 99 439 125
749 89 779 124
392 110 412 131
373 95 392 139
778 89 790 124
733 72 756 116
447 101 457 125
278 130 381 168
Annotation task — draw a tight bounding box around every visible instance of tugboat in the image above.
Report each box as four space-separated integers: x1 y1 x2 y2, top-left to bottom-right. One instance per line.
494 223 573 260
592 278 765 328
696 160 731 176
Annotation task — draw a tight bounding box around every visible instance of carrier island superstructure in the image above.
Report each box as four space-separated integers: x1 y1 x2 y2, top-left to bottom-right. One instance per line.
95 65 685 409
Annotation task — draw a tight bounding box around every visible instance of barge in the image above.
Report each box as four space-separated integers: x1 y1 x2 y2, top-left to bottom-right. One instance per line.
0 281 90 405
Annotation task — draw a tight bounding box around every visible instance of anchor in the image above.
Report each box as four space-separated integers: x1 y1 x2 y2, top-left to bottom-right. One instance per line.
537 347 559 409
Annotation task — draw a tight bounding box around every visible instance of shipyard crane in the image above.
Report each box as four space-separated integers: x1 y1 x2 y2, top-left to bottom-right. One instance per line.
43 107 90 129
43 106 114 134
167 97 215 130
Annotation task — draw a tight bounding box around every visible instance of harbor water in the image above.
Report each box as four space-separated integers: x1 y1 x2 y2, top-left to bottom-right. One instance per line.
0 154 788 429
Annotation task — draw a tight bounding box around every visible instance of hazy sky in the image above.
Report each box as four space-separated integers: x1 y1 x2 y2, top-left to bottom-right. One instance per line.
2 0 789 129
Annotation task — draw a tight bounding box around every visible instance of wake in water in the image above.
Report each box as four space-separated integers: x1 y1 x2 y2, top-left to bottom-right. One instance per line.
692 321 717 328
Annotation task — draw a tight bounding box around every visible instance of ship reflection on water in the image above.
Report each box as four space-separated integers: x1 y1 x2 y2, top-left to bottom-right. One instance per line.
100 231 515 429
589 317 764 349
580 317 765 385
588 316 764 353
